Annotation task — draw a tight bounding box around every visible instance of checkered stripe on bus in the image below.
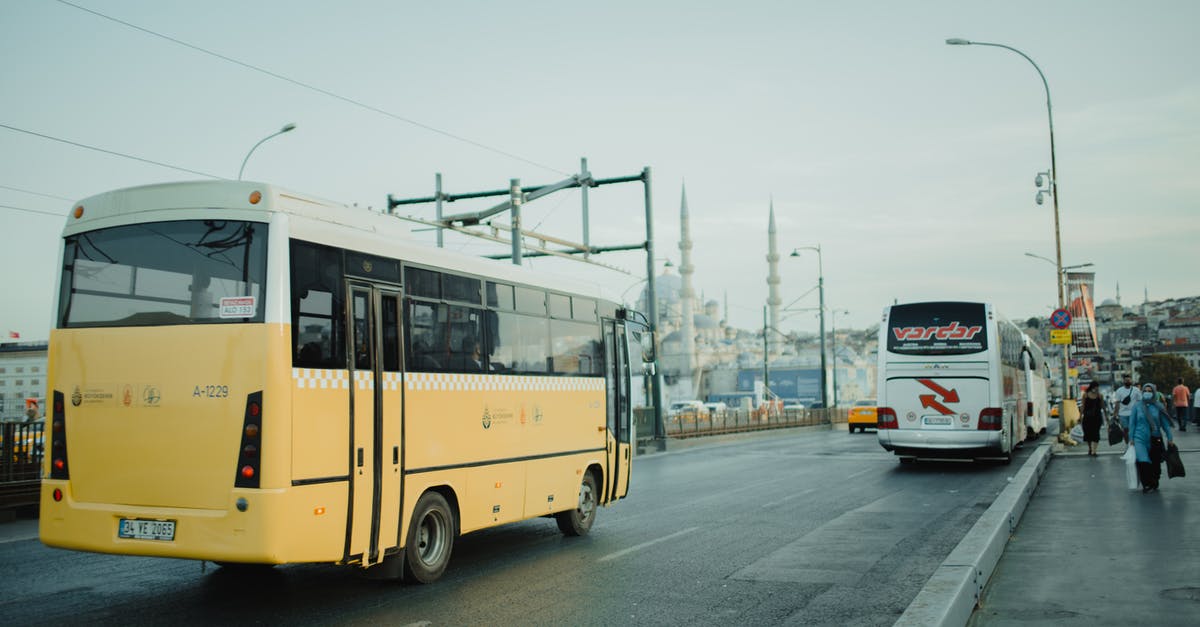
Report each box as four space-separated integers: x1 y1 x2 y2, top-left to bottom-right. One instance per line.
292 369 404 391
404 373 605 392
292 369 350 390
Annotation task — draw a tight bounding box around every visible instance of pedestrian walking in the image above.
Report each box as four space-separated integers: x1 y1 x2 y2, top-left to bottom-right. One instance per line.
1172 378 1190 432
1193 383 1200 428
1127 383 1174 493
1080 384 1105 456
1112 374 1137 430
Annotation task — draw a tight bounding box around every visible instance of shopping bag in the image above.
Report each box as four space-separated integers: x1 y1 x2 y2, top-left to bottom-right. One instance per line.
1123 446 1139 490
1166 443 1186 478
1107 421 1124 446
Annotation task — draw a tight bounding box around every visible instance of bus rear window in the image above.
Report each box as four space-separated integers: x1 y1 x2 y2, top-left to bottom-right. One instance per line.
886 301 987 355
59 220 267 328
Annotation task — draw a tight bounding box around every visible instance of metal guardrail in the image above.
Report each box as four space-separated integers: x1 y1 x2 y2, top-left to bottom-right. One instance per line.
635 407 848 442
1 421 44 508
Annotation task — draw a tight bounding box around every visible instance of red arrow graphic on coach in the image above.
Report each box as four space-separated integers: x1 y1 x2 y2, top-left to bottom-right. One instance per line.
917 379 959 415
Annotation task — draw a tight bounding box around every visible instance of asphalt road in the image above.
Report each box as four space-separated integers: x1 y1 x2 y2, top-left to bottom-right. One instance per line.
0 426 1036 625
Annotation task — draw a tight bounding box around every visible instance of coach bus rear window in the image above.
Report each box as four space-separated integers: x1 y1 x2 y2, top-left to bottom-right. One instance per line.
886 302 987 355
58 220 267 328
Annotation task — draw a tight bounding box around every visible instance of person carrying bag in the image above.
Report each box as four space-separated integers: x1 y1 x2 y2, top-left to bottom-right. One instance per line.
1127 383 1174 493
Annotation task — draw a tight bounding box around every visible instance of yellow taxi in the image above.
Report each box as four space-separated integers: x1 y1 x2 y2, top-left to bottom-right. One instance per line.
847 399 877 433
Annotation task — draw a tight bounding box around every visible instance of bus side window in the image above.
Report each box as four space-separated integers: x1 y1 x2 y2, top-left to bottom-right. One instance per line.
290 240 345 369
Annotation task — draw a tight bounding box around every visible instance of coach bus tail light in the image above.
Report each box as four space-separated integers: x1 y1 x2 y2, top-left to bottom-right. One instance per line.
234 392 263 489
50 391 70 480
978 407 1004 431
877 407 898 430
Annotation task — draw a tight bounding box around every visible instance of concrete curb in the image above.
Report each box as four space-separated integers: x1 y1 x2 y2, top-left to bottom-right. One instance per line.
894 440 1053 627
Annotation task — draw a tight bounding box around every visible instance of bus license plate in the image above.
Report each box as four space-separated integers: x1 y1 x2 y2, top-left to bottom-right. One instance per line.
923 416 952 426
118 519 176 541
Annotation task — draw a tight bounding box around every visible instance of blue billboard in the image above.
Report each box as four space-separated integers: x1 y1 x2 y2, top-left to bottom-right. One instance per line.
738 367 823 405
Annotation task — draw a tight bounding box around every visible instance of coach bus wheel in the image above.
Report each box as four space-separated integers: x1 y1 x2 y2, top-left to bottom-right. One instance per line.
556 472 598 537
403 491 455 584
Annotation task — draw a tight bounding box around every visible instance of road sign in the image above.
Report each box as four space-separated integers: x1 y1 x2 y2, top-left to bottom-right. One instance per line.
1050 329 1072 344
1050 308 1072 329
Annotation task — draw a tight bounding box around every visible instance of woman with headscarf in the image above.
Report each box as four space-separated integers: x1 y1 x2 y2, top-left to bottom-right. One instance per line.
1080 384 1105 456
1126 382 1174 493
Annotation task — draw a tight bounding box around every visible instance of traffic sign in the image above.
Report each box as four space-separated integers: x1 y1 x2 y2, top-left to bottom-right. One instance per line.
1050 329 1072 344
1050 308 1072 329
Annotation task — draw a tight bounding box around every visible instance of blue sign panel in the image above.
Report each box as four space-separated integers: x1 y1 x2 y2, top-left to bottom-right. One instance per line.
737 368 823 405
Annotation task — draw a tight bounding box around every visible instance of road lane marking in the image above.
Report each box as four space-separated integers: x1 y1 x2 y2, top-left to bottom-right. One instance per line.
761 488 817 509
846 468 874 480
598 527 700 562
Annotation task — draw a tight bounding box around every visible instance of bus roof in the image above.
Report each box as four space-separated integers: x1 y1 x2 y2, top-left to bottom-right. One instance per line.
65 180 615 304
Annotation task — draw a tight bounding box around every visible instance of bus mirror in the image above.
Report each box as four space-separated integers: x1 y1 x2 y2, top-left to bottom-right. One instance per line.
640 331 656 362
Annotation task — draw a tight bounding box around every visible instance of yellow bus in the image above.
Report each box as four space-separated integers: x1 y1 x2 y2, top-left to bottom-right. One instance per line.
40 180 646 582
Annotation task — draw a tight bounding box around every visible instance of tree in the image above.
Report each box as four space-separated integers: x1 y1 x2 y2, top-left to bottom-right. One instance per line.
1137 354 1200 392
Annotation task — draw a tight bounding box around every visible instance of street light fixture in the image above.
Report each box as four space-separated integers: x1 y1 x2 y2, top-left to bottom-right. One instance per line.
1024 253 1093 303
238 123 297 180
791 245 826 407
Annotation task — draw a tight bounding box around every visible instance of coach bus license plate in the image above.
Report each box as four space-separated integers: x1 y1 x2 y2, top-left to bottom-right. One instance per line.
119 519 176 541
923 415 952 426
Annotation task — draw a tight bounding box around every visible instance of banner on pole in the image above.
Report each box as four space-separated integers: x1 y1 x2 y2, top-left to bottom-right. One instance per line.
1065 271 1099 354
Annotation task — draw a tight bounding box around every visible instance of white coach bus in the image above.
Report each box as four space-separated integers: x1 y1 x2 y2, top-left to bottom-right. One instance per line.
1021 333 1050 439
876 301 1028 464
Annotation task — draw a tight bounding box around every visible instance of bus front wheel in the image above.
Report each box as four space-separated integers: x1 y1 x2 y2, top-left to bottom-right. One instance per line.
403 491 455 584
556 472 598 536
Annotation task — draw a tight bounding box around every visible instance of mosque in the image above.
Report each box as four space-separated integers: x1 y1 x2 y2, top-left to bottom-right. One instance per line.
637 187 876 408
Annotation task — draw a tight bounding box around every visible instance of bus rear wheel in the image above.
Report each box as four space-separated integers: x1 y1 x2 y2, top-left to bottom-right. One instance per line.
403 491 455 584
556 472 598 537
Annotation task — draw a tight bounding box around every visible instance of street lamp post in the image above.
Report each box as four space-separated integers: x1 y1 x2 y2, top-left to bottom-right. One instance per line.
791 245 825 407
238 123 297 180
947 37 1072 430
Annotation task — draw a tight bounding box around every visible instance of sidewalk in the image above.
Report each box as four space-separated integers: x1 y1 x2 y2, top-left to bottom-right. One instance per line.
970 430 1200 626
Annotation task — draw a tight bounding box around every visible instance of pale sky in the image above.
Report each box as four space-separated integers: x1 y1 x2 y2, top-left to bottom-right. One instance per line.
3 0 1198 341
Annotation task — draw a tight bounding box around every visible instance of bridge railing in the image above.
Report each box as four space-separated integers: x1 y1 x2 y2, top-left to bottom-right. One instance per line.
1 420 44 509
635 406 847 442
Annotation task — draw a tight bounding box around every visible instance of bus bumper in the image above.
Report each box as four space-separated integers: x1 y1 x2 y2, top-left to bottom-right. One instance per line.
877 430 1004 459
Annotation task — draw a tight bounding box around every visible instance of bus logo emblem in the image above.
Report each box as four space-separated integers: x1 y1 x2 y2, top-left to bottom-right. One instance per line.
917 379 959 416
143 386 161 407
71 386 82 407
481 407 492 429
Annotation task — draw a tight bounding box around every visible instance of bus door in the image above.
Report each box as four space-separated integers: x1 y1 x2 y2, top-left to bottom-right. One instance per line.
602 320 632 501
347 283 404 566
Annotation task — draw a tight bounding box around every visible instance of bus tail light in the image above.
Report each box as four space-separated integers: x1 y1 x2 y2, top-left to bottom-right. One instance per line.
50 391 69 480
234 392 263 488
978 407 1003 431
877 407 898 430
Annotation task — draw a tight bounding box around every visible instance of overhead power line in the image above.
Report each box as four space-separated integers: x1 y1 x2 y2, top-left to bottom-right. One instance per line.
56 0 569 176
0 122 222 179
0 203 68 218
0 184 75 202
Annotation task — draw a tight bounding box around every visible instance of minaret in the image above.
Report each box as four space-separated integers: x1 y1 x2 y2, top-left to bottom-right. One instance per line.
678 185 697 382
766 199 781 354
